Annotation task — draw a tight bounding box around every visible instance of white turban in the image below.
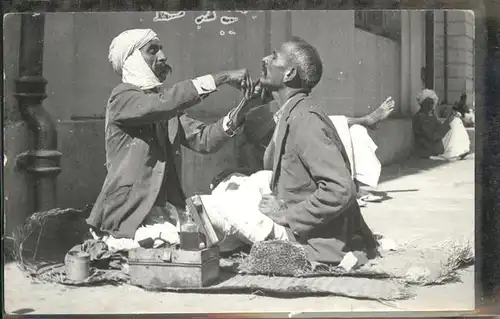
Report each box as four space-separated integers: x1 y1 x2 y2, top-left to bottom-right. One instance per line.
108 29 158 75
109 29 162 90
416 89 439 106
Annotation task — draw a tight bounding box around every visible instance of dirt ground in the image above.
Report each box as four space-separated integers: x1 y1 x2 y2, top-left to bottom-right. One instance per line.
4 154 476 315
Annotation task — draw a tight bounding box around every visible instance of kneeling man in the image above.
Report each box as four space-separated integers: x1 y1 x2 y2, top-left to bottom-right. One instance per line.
86 29 258 250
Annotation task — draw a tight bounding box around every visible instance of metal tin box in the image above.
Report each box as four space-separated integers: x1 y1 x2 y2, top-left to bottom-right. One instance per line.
128 246 220 289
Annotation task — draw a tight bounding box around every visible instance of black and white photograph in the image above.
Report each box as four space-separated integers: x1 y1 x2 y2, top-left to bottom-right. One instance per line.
3 8 476 315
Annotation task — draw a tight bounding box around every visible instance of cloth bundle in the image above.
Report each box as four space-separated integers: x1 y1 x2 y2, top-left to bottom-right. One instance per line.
200 170 290 252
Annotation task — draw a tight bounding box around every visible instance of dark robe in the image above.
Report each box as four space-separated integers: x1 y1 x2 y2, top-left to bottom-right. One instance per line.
412 111 449 157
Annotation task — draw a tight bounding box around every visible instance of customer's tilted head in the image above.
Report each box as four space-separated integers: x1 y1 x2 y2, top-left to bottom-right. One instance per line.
260 36 323 91
284 37 323 90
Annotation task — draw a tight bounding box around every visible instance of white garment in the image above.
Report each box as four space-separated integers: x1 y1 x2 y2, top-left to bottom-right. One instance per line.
329 116 382 188
122 49 162 90
108 29 158 75
200 170 290 252
442 116 471 158
90 203 181 252
272 98 294 145
416 89 439 107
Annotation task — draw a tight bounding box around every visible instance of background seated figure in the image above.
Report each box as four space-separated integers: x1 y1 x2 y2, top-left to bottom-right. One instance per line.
412 89 470 161
453 92 475 127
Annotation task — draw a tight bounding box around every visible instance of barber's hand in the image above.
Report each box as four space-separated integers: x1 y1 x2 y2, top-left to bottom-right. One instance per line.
216 68 252 90
229 79 274 126
250 80 270 101
226 80 259 127
259 194 287 225
227 98 251 128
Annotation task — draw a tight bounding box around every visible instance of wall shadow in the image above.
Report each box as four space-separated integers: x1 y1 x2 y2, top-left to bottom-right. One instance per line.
378 155 473 184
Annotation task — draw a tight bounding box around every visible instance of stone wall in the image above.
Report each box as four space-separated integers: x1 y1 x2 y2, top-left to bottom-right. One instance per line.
434 10 475 107
4 11 415 238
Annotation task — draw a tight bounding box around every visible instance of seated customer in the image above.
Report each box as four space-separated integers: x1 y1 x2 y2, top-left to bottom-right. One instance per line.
413 89 470 160
201 37 380 265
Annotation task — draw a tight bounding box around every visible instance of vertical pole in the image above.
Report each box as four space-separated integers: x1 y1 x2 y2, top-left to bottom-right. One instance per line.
425 10 435 89
400 10 411 115
15 13 62 213
443 11 448 104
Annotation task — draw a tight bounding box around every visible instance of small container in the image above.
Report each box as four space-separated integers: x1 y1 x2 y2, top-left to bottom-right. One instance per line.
65 251 90 281
180 220 203 251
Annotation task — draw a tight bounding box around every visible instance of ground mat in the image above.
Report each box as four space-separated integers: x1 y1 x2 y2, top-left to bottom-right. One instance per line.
10 209 473 301
143 272 413 301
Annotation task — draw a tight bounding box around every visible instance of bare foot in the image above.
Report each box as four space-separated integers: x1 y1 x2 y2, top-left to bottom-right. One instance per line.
366 96 396 129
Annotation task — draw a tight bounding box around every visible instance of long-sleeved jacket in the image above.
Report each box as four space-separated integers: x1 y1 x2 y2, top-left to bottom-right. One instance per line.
86 80 231 238
268 92 377 264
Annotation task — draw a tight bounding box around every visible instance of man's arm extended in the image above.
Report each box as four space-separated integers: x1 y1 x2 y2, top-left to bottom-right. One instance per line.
109 71 246 126
178 114 231 154
284 112 357 238
178 93 260 154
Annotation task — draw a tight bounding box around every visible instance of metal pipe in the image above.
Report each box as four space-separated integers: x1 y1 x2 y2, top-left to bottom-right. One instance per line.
15 13 62 213
424 10 434 89
443 11 448 103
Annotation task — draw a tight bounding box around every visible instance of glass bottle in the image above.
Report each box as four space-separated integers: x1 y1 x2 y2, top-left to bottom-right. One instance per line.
179 209 202 251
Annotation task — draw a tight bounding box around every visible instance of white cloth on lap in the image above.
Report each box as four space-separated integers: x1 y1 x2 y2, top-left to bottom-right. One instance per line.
201 170 290 252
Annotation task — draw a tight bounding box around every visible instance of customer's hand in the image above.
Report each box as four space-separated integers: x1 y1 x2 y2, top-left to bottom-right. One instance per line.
259 194 287 225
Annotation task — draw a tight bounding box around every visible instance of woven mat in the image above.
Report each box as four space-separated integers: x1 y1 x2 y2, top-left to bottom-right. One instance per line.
25 262 410 301
145 271 413 301
222 239 474 286
221 256 392 279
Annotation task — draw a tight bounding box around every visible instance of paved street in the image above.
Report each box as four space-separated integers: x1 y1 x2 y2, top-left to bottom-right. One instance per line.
4 154 475 315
